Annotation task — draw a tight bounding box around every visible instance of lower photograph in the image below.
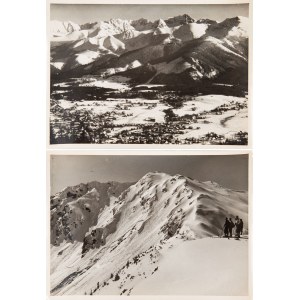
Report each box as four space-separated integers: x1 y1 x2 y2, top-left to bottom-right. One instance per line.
48 151 251 298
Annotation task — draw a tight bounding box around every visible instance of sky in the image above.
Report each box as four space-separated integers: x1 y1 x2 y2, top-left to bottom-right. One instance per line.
50 154 248 194
50 4 249 24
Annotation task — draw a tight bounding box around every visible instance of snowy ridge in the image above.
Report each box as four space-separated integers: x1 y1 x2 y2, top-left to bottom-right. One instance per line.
50 172 248 295
50 14 249 84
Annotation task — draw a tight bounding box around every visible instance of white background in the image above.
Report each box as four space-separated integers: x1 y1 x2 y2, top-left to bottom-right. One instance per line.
0 0 299 299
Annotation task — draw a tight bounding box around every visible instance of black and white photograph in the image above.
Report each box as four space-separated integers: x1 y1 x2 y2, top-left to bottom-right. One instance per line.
49 2 250 145
5 0 300 299
49 153 250 296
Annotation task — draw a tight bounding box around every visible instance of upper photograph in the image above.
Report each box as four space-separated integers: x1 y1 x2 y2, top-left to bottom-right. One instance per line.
49 1 251 146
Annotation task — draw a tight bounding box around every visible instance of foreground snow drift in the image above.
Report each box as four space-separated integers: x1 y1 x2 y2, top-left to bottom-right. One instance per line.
132 237 248 295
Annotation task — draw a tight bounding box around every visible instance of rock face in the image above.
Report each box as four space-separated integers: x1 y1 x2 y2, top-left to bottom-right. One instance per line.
50 172 248 295
50 181 133 245
165 14 196 27
50 14 249 86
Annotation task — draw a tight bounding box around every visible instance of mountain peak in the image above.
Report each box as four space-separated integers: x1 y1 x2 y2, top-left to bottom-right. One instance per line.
130 18 154 31
220 15 248 27
156 18 167 28
138 171 171 181
50 20 81 35
180 14 195 21
197 18 217 25
165 14 195 27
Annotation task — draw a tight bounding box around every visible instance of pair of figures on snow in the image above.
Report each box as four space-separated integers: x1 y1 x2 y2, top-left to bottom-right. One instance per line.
223 216 243 238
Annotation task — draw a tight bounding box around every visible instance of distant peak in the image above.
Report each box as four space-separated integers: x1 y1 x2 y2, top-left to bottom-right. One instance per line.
156 18 167 28
221 15 248 25
197 18 217 26
132 17 150 23
182 14 195 21
165 14 195 26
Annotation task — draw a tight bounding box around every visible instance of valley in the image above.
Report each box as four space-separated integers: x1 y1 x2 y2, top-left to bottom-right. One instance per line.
50 78 248 144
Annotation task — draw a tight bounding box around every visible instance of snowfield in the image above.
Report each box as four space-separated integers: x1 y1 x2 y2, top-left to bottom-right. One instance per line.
51 92 248 143
176 108 248 141
75 50 100 65
80 79 130 90
55 98 169 124
132 237 248 295
174 94 245 116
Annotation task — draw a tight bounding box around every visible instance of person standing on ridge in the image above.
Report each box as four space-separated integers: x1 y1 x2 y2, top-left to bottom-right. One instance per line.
223 217 230 237
229 218 235 237
235 216 240 238
239 218 244 236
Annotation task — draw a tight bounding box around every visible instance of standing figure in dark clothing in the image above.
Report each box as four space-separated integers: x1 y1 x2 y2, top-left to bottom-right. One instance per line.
229 218 235 237
239 219 244 236
223 217 230 237
235 216 240 238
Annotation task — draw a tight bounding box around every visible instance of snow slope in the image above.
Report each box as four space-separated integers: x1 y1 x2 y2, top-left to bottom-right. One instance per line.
173 23 208 41
50 172 248 295
132 237 248 295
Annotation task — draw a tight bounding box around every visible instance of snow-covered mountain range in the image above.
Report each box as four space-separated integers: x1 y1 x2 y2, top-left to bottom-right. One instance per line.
50 172 248 295
50 14 249 86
